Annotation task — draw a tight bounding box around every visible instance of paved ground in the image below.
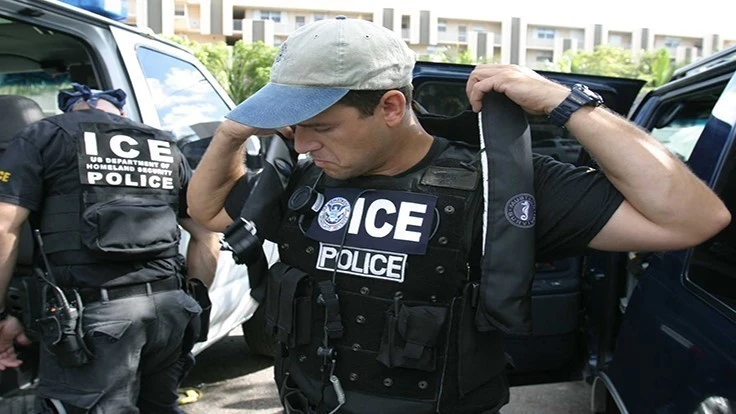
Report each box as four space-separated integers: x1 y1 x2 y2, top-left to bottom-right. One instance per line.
182 330 591 413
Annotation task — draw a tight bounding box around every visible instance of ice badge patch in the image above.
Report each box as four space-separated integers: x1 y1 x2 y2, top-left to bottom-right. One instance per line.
318 196 351 232
505 193 536 228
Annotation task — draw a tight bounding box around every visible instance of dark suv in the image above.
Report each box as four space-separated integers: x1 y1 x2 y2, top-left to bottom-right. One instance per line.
409 47 736 413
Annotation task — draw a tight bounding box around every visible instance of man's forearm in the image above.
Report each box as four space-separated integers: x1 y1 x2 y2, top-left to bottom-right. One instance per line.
185 231 220 287
188 127 249 229
568 106 730 243
0 234 20 309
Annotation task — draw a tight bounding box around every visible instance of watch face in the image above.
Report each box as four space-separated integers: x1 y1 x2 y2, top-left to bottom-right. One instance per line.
571 84 603 105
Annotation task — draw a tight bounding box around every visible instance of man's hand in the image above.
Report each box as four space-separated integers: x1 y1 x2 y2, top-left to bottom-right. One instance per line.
0 316 31 370
219 119 294 144
466 64 570 115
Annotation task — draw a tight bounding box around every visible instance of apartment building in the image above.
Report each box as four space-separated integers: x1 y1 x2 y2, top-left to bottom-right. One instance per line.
126 0 736 69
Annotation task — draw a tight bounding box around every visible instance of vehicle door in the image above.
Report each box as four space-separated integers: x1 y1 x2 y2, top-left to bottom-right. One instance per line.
109 26 281 355
593 55 736 414
411 61 645 386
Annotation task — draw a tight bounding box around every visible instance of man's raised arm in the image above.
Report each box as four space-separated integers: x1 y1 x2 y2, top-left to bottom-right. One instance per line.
466 64 731 252
188 120 255 232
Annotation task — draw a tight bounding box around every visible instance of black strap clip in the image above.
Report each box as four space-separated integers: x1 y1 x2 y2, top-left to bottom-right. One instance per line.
317 281 344 339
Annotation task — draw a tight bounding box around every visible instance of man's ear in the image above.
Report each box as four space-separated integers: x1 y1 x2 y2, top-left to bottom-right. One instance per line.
379 90 407 127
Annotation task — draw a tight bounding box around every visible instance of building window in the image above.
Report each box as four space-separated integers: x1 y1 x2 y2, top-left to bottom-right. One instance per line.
401 15 410 30
314 13 326 21
609 34 623 47
295 16 305 29
536 28 555 40
458 25 467 42
536 52 553 62
174 2 186 18
664 37 680 48
259 10 282 23
438 19 447 32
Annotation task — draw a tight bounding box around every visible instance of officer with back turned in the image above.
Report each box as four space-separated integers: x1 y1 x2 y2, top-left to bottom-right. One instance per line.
0 83 216 413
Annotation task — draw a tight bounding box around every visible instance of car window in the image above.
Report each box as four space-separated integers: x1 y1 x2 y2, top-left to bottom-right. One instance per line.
135 46 230 132
0 17 93 116
687 158 736 315
648 84 726 162
414 80 585 164
414 81 469 118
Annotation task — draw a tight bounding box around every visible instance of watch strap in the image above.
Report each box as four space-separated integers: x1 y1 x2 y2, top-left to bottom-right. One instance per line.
549 84 602 127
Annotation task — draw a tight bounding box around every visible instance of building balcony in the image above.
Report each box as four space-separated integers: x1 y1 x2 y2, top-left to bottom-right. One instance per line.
527 38 555 48
272 22 289 35
438 31 467 44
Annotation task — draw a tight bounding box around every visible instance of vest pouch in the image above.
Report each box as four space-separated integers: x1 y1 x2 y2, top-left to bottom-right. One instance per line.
266 262 313 348
81 198 180 260
377 303 447 372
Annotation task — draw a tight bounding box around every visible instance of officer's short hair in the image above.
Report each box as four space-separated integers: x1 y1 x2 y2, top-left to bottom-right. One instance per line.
337 85 414 118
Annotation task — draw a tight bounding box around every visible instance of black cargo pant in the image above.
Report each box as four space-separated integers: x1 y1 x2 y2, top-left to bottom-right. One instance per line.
36 286 201 413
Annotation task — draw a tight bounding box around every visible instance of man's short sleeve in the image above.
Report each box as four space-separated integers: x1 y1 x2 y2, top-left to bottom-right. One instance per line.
0 123 54 211
533 154 624 261
178 154 193 218
224 174 253 219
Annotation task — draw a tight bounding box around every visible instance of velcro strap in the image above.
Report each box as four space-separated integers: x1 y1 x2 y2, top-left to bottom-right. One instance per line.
317 281 343 339
276 267 309 346
43 194 79 215
265 263 288 336
398 305 446 359
44 232 82 255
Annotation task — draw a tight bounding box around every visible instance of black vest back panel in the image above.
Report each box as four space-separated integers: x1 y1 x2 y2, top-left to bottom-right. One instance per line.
39 117 183 267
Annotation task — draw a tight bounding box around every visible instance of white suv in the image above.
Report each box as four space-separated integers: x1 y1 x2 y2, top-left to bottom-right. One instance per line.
0 0 276 397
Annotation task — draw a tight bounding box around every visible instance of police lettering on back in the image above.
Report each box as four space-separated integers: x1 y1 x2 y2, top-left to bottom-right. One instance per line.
78 127 177 190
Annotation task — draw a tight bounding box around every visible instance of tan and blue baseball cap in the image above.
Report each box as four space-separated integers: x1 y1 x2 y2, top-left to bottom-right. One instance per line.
226 16 416 129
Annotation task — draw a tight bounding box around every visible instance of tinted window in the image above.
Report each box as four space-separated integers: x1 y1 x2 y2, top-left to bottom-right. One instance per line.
648 84 725 162
0 17 93 116
688 157 736 313
414 81 469 118
414 80 583 164
135 47 229 131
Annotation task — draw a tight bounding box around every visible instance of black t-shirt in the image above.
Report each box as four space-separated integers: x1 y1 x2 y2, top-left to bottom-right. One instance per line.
225 136 623 261
0 109 191 287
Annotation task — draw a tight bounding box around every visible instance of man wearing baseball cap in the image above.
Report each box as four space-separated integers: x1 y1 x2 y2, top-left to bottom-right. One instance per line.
188 17 728 413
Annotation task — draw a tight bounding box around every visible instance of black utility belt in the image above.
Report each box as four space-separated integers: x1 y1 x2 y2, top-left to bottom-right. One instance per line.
71 277 181 303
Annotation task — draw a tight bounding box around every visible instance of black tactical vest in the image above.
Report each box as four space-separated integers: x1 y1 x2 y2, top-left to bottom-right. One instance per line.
268 140 511 413
39 118 183 267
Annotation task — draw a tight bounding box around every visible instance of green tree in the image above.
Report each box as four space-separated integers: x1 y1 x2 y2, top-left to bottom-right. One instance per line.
638 48 675 88
556 45 640 78
159 35 277 103
229 41 278 103
556 45 675 89
438 46 476 64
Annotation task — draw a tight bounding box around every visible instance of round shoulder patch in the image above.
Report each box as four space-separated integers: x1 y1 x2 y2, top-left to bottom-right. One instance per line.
505 193 536 228
318 197 351 232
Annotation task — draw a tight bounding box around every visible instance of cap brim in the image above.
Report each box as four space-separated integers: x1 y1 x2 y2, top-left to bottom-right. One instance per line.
226 83 348 129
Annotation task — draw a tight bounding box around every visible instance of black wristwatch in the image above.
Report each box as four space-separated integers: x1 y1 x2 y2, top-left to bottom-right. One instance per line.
548 83 603 127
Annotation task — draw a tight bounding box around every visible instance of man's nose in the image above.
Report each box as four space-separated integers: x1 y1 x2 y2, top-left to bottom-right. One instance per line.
293 128 321 154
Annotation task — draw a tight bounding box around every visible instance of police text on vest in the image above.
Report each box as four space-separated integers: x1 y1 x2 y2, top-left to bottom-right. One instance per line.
316 243 406 282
